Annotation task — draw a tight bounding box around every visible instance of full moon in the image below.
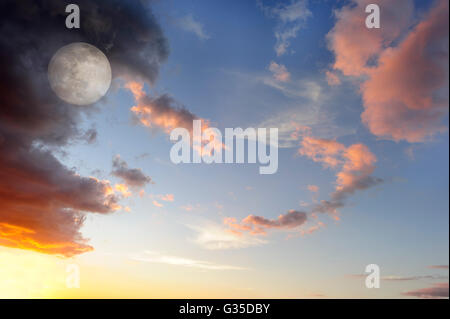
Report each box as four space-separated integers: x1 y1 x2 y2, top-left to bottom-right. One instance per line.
48 42 111 105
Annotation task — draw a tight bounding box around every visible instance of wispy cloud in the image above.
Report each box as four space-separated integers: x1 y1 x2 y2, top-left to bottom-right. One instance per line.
224 69 355 148
177 14 210 40
188 221 267 250
259 0 312 56
268 61 291 82
428 265 449 270
152 194 175 202
131 251 246 270
152 200 163 208
348 274 448 281
384 275 448 281
402 282 449 299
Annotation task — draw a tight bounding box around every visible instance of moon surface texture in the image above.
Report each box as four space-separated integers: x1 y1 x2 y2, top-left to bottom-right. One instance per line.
48 42 112 105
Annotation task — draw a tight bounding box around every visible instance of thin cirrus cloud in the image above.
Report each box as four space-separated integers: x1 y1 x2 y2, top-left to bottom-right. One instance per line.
258 0 312 56
159 194 175 202
383 275 448 281
327 0 449 143
187 221 267 250
0 0 168 257
132 251 246 271
307 185 319 193
152 200 164 208
177 14 210 40
402 282 449 299
349 274 448 281
428 265 449 270
223 68 356 148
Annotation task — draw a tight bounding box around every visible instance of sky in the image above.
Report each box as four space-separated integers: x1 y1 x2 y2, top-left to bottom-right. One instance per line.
0 0 448 299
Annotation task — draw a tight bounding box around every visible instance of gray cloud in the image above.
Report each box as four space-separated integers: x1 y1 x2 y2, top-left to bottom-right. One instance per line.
112 155 152 188
0 0 168 256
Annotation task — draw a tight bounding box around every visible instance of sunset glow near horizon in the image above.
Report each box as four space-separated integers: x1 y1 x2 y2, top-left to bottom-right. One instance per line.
0 0 448 299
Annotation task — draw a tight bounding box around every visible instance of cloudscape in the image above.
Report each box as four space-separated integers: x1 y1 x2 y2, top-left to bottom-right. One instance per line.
0 0 448 299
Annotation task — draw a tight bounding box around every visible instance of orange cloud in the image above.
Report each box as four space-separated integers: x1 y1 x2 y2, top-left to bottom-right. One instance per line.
223 136 380 239
125 81 225 155
0 222 94 256
152 200 163 208
328 0 449 142
298 136 345 168
114 183 132 198
336 143 377 195
299 135 381 215
0 0 167 258
126 80 208 135
0 150 121 257
160 194 174 202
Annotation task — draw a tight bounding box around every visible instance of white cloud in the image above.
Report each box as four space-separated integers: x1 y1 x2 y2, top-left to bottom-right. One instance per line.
131 250 246 270
259 0 312 56
224 69 355 148
187 221 266 250
178 15 210 40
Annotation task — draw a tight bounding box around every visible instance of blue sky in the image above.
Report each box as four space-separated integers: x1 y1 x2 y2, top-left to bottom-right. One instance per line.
0 0 447 298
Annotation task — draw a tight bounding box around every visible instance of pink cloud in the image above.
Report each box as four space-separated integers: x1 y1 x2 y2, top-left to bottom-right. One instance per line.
269 61 291 82
224 210 307 236
325 70 341 86
160 194 174 202
298 137 345 168
300 221 325 235
402 282 449 299
125 81 209 135
361 0 449 142
152 200 163 208
327 0 414 76
299 135 381 216
328 0 449 142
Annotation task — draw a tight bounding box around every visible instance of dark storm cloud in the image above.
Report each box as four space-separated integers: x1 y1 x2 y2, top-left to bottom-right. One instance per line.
1 0 169 84
112 156 152 188
0 0 168 256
